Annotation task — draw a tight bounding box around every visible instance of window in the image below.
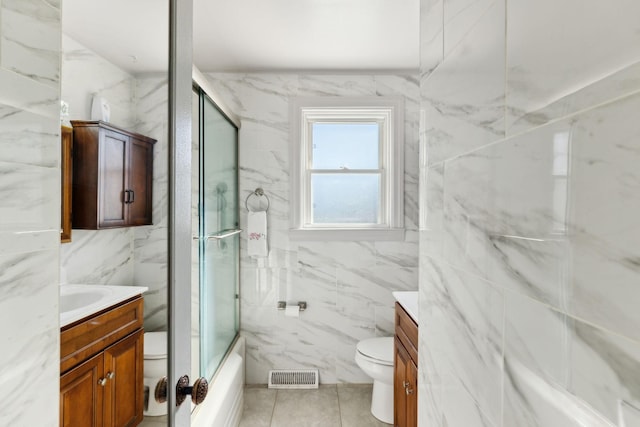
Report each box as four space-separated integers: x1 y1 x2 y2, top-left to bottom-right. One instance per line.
290 97 404 241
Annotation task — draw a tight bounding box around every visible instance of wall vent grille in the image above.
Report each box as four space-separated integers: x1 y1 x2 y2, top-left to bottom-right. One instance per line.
268 369 319 389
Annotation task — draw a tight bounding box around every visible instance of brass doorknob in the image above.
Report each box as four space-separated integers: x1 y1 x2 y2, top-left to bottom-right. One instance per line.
155 377 168 403
191 378 209 405
176 375 209 406
154 375 209 406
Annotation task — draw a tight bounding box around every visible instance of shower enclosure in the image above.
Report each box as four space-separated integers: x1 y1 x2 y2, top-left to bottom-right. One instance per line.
194 86 240 382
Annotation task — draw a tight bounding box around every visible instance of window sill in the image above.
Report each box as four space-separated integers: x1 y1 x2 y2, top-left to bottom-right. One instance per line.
288 228 405 242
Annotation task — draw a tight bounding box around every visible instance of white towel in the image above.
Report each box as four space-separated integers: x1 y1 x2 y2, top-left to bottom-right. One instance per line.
247 211 268 258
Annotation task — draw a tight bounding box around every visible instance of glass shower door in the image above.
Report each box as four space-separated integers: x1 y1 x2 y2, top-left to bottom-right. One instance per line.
198 91 240 380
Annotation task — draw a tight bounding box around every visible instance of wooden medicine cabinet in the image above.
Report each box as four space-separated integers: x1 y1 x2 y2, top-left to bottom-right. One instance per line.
70 121 156 229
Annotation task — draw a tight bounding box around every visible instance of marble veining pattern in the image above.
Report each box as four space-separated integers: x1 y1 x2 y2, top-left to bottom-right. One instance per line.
133 74 170 331
60 39 170 331
505 0 640 135
420 0 444 79
205 72 420 384
422 0 505 166
1 0 60 88
60 229 134 285
61 35 135 129
419 1 640 425
0 0 61 424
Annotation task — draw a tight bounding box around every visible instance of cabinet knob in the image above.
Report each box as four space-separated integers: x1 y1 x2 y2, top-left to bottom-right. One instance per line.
106 371 115 380
98 378 107 387
405 386 414 395
403 381 410 388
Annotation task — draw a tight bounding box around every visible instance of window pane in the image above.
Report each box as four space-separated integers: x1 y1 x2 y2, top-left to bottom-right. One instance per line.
312 123 379 169
311 174 380 224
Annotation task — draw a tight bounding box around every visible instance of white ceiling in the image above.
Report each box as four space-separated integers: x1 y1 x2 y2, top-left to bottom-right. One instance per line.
63 0 420 74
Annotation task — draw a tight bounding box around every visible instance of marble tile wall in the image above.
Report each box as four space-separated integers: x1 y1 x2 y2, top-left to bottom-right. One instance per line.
419 0 640 426
132 74 169 332
0 0 62 424
59 35 136 288
59 37 169 331
60 35 135 129
205 73 420 384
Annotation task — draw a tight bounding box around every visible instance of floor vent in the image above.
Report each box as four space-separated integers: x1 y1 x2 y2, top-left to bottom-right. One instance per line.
268 369 319 389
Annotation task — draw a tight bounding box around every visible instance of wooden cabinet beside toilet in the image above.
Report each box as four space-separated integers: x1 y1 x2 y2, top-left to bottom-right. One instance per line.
60 297 144 427
394 301 418 427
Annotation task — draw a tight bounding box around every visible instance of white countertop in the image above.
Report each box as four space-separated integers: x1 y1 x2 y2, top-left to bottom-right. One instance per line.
392 291 418 324
60 284 148 328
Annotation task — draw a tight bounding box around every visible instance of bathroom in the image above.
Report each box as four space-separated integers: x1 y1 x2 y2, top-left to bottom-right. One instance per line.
2 0 640 426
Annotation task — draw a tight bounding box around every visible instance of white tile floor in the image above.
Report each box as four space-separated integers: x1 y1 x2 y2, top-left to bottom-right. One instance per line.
139 414 166 427
240 384 391 427
139 384 391 427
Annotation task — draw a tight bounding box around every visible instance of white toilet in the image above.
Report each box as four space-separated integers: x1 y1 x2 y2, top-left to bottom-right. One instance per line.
144 331 167 417
354 336 394 424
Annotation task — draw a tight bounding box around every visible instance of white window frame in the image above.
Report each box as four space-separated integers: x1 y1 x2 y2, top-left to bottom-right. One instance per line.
289 96 405 241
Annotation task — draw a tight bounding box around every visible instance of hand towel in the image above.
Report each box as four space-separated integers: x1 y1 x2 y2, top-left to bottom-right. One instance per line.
247 211 268 258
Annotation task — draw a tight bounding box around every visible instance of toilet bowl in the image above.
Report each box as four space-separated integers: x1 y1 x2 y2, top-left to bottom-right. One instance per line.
354 337 394 424
144 331 167 417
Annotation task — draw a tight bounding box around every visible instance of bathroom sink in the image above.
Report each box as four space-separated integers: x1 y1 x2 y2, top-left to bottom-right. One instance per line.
60 284 148 328
60 287 111 313
392 291 419 324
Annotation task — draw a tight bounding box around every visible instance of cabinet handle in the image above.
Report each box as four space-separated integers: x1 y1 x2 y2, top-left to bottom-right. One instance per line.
106 371 115 380
98 378 107 386
405 386 414 395
403 381 410 388
123 189 135 204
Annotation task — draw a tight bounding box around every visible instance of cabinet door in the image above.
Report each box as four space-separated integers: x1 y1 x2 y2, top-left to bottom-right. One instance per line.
394 338 409 427
61 353 104 427
99 129 129 228
103 329 144 427
407 359 418 427
127 137 154 226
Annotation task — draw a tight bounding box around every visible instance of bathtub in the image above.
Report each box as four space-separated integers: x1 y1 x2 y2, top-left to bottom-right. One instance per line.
192 336 245 427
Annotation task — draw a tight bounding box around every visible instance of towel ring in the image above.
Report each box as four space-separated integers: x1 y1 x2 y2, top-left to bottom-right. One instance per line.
245 188 270 212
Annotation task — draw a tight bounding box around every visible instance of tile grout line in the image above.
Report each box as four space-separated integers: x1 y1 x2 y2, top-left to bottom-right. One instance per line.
335 385 344 427
269 389 278 427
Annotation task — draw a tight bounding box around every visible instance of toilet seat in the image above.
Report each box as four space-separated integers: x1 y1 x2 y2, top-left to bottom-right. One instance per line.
356 337 393 366
144 331 167 360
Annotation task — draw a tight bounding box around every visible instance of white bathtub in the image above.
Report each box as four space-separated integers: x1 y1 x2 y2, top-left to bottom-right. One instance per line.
191 336 245 427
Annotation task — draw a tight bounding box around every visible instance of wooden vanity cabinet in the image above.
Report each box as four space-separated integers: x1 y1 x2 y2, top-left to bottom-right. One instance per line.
70 121 155 229
61 352 104 427
60 297 144 427
394 302 418 427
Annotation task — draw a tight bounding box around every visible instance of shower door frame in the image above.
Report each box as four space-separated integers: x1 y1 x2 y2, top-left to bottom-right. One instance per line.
193 68 242 383
168 0 193 425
